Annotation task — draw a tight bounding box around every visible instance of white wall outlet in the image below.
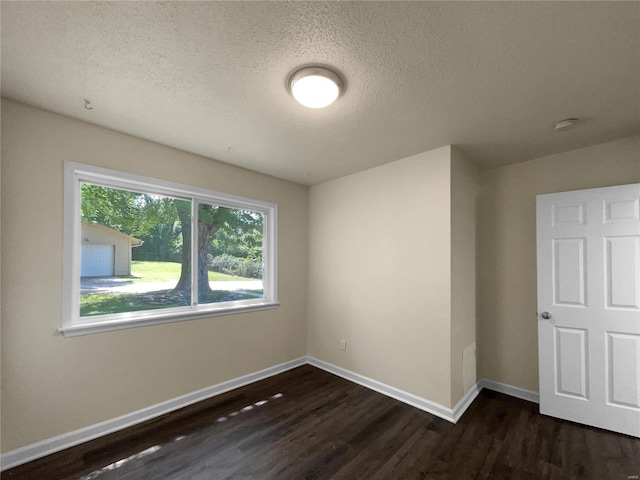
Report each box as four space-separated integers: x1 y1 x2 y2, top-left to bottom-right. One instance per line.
340 339 347 351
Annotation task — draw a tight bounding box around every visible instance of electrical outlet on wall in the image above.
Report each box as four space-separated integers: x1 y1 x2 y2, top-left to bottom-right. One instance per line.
340 339 347 351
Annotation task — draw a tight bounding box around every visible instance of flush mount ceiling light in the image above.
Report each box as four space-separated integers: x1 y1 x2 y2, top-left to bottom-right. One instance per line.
289 67 342 109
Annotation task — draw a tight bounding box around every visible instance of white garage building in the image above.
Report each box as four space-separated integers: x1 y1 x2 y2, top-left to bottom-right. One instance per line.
81 222 143 277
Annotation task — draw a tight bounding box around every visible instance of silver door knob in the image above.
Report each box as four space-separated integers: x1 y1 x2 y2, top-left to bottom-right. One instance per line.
541 311 552 320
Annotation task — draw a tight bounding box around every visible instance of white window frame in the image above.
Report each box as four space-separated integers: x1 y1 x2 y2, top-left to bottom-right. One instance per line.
61 162 278 337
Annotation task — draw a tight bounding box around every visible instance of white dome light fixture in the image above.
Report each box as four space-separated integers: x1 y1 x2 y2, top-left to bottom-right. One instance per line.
289 67 342 109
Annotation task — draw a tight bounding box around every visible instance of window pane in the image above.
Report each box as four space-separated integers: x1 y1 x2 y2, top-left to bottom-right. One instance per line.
197 202 264 305
79 183 191 317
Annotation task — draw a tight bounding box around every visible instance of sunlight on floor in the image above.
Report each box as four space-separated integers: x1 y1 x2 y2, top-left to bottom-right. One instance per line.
77 392 286 479
214 392 284 423
78 445 161 480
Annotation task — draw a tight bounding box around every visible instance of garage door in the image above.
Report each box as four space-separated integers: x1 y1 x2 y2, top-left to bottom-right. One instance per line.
81 245 115 277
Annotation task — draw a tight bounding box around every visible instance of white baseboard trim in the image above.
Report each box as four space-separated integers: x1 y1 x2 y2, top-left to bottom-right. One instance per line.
452 381 483 422
1 356 539 472
307 357 460 423
306 358 537 424
0 356 307 472
479 378 540 404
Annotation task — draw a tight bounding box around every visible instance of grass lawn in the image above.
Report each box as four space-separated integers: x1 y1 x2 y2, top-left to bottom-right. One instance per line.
80 261 262 316
81 292 170 316
131 261 253 282
80 289 264 317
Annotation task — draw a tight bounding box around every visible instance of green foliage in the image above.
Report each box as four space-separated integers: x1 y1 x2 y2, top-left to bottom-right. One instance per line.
82 184 186 262
209 253 262 279
198 205 263 250
81 184 265 281
133 221 184 262
208 210 263 280
81 184 179 238
209 219 263 262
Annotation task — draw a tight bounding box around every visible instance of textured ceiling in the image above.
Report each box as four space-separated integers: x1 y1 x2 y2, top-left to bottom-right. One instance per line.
2 2 639 186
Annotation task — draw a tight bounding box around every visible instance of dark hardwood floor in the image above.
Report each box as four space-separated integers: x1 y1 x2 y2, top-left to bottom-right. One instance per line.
3 365 639 479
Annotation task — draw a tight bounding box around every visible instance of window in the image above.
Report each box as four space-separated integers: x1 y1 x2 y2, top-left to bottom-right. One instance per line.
62 162 278 336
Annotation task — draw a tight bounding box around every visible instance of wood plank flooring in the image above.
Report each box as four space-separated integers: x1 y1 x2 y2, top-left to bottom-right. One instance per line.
3 365 639 479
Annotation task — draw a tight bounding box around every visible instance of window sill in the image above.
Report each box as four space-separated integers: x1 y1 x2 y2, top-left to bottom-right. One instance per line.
59 302 280 337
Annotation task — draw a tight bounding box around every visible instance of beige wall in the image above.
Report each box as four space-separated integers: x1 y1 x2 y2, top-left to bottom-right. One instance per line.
4 96 637 455
308 147 453 407
0 99 309 452
478 136 640 392
450 148 479 406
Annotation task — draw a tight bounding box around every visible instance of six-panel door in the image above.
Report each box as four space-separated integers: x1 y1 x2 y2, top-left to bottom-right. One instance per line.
537 183 640 437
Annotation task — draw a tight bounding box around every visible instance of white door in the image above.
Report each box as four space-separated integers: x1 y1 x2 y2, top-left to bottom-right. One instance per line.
81 244 115 277
537 183 640 437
